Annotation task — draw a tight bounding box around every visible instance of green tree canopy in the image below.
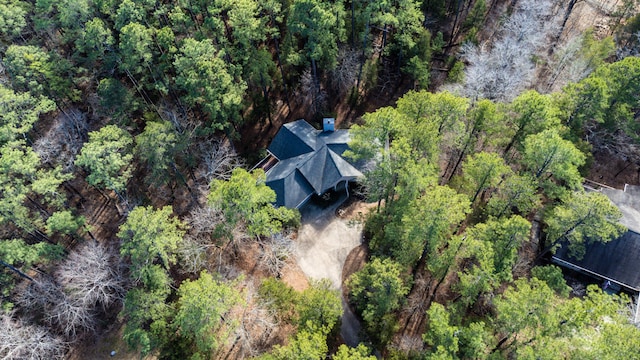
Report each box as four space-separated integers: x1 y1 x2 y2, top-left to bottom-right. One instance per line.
486 173 541 218
118 22 153 75
45 210 85 237
347 257 410 345
3 44 78 100
121 282 173 356
262 329 328 360
286 0 346 70
74 17 114 65
531 265 572 298
504 90 561 154
135 120 179 186
461 151 512 205
0 84 55 145
422 302 459 358
0 140 71 232
545 191 625 259
0 238 62 309
118 205 186 282
173 270 243 356
296 279 342 336
333 344 376 360
390 185 470 269
0 0 28 40
456 215 531 307
521 128 585 198
174 38 246 131
208 168 299 238
75 124 134 192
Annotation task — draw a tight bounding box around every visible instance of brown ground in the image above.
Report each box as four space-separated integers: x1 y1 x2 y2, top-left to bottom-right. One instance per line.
67 322 155 360
236 72 414 164
588 151 640 189
280 261 310 292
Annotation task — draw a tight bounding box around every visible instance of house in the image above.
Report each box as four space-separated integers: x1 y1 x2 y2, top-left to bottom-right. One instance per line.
260 119 363 209
552 184 640 321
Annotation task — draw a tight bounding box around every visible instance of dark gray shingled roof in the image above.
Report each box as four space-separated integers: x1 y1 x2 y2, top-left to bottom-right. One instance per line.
265 120 363 208
266 169 315 209
552 185 640 292
553 231 640 291
267 120 316 160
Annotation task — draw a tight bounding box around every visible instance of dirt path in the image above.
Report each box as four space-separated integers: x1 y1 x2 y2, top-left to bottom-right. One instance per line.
294 195 364 345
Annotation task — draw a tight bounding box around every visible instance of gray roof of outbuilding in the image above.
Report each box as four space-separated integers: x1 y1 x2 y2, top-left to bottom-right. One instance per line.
265 120 363 208
553 230 640 291
553 185 640 292
601 187 640 233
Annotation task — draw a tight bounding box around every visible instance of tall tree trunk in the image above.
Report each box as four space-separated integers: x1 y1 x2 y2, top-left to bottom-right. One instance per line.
260 73 272 127
381 24 388 50
448 0 464 48
356 20 370 91
0 260 34 281
351 0 356 47
552 0 582 53
273 35 291 113
311 58 321 115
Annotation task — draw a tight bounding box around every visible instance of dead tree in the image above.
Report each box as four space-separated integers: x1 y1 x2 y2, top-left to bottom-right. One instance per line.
0 313 66 360
258 232 295 277
16 277 96 341
451 0 560 101
55 241 125 310
179 205 227 273
225 283 278 358
194 138 243 194
16 242 124 342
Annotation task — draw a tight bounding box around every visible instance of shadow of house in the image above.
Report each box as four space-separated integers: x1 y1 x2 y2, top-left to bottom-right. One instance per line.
259 119 363 209
552 184 640 322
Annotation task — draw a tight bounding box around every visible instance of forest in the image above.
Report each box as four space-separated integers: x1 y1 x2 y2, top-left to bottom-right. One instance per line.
2 0 640 359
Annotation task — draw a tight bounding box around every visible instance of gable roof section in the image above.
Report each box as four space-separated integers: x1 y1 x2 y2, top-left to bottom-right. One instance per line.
268 120 317 160
266 169 315 209
265 120 363 208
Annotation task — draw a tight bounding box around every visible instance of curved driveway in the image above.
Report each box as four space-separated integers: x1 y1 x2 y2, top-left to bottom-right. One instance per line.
295 195 363 346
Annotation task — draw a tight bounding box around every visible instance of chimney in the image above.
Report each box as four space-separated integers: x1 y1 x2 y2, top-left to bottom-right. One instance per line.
323 118 335 132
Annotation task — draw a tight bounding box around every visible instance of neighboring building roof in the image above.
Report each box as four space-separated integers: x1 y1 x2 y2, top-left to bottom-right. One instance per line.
553 230 640 291
552 185 640 292
265 120 363 208
601 186 640 233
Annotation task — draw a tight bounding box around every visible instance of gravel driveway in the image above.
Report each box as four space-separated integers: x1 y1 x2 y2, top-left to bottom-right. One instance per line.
294 194 363 346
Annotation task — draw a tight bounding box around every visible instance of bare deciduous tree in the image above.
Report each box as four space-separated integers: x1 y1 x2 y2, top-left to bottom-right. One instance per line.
193 139 243 200
330 48 359 96
185 205 226 240
178 236 211 274
449 0 560 101
47 297 97 340
33 109 88 171
258 232 295 277
16 277 96 341
56 241 125 310
15 276 59 315
0 313 66 360
299 68 328 115
587 124 640 165
179 205 226 274
15 242 124 342
225 283 278 358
